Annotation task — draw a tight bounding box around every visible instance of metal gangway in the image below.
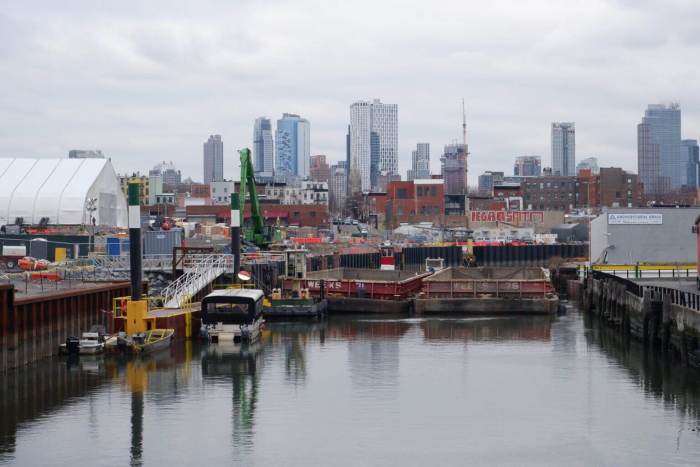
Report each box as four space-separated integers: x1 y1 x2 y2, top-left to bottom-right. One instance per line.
160 254 233 308
90 254 173 272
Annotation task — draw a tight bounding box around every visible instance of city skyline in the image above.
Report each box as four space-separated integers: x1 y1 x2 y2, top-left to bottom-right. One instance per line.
3 2 698 184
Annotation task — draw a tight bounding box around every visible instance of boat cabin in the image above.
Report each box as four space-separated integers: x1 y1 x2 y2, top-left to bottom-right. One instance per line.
201 289 265 326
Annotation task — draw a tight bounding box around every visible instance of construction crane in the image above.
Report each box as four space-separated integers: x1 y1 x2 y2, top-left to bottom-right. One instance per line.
238 148 279 249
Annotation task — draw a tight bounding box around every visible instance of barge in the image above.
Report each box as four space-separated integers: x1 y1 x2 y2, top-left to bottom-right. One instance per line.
414 267 559 315
284 268 430 313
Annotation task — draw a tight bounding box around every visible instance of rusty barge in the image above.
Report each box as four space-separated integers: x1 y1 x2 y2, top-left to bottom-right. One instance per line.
414 267 559 315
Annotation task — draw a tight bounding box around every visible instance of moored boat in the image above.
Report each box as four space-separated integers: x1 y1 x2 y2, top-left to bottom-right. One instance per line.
104 328 175 354
200 289 265 343
131 328 175 354
59 332 105 355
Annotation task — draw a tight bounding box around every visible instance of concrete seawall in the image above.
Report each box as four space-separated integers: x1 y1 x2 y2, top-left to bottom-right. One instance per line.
575 273 700 367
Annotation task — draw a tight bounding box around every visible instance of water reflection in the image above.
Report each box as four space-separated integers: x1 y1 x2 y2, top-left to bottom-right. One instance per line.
200 340 264 451
1 313 699 466
584 312 700 424
0 356 108 461
266 322 328 385
420 316 552 342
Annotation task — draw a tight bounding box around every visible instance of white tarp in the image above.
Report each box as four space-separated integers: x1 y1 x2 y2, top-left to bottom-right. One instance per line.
0 158 127 227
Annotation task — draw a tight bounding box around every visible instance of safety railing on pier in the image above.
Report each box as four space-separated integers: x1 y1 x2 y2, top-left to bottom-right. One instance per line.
590 270 644 297
590 270 700 311
161 254 233 309
90 254 173 272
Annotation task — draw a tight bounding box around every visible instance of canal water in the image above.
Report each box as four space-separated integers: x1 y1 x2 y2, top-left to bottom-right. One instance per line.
1 310 699 467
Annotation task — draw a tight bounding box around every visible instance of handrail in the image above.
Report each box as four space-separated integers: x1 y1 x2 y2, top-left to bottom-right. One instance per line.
591 270 700 311
161 254 233 308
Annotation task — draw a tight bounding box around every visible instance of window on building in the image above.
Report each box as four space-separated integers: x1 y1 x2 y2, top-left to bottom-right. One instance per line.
310 211 316 217
397 188 408 199
431 186 437 196
294 211 300 217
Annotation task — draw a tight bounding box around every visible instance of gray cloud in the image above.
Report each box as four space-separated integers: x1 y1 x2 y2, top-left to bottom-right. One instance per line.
0 0 698 183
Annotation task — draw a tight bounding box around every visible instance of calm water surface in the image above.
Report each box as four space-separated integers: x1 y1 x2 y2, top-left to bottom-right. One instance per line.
1 310 699 467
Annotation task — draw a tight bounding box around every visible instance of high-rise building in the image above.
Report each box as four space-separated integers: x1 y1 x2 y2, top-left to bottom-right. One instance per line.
203 135 224 184
349 99 398 192
576 157 599 175
275 113 310 181
441 144 468 195
408 143 430 181
637 104 682 195
310 155 330 182
150 161 181 186
477 171 504 194
68 149 104 159
329 161 348 215
551 122 575 176
253 117 274 177
513 156 541 177
681 139 699 188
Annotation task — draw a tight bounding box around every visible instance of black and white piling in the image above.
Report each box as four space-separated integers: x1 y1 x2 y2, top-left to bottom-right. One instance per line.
231 192 241 279
128 182 142 300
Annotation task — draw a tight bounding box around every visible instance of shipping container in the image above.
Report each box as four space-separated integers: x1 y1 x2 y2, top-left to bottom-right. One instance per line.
143 229 182 256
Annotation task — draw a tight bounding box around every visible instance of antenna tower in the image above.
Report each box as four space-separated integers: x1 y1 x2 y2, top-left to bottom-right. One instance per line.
462 98 468 193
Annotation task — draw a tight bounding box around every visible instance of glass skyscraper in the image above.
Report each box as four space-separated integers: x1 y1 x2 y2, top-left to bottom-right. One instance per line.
637 103 681 195
681 139 699 188
253 117 274 178
275 113 310 181
551 123 575 176
349 99 398 192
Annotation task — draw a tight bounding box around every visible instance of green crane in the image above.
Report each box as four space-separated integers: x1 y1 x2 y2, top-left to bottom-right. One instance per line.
238 148 277 248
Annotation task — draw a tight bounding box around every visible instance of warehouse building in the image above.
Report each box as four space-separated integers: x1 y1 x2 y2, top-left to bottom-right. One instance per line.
590 207 700 264
0 158 127 227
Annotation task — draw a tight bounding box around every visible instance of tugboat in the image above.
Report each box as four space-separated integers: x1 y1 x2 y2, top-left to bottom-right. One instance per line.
200 289 265 343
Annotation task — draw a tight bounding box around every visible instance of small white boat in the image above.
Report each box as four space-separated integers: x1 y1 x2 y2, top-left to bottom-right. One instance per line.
59 332 105 355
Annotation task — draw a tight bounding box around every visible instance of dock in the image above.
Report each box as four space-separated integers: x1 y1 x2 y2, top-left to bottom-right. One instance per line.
578 271 700 367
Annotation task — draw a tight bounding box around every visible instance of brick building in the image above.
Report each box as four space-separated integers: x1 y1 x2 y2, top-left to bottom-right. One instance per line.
185 203 329 228
520 168 643 211
522 176 579 211
378 180 445 228
597 167 643 208
190 183 210 198
310 155 330 182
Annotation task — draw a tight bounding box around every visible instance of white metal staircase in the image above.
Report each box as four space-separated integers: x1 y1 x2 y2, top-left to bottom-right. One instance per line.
161 254 233 308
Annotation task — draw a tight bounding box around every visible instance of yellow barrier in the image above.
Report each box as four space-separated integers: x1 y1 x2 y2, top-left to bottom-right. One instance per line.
55 248 67 263
592 264 695 271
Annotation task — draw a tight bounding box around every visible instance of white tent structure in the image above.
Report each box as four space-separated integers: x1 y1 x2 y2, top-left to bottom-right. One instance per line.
0 158 127 227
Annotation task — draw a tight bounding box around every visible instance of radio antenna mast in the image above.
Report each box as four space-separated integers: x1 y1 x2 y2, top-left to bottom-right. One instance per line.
462 98 468 193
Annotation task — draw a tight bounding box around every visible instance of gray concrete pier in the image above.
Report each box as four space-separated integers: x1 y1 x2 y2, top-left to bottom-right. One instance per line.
580 271 700 367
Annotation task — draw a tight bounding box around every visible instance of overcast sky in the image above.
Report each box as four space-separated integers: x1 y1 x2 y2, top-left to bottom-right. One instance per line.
1 0 698 184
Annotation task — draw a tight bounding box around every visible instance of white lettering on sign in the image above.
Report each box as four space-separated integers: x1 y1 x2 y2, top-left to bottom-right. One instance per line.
608 213 662 225
307 280 342 290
